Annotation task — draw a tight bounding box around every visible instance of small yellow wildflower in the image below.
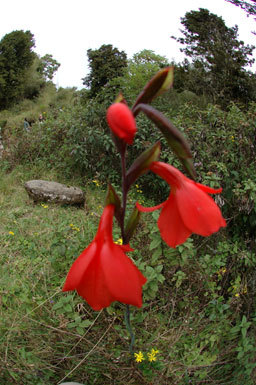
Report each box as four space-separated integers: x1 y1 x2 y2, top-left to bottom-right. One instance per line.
114 238 123 245
134 351 144 363
235 293 240 297
41 204 48 209
70 224 80 232
147 348 159 362
92 179 100 187
147 352 157 362
9 231 14 236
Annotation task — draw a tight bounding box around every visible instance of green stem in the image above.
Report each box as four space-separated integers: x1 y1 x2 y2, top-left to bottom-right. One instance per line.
120 148 135 353
124 304 135 354
120 147 127 242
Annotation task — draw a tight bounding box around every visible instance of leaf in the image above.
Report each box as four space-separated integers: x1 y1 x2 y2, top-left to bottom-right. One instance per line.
76 327 84 335
124 206 141 243
52 302 63 311
126 141 161 189
132 67 174 114
81 320 93 328
105 184 122 225
149 237 162 250
133 103 196 179
64 304 73 313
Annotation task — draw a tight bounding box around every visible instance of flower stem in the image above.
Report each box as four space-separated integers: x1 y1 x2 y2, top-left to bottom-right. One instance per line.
120 148 135 353
120 147 128 243
124 304 135 354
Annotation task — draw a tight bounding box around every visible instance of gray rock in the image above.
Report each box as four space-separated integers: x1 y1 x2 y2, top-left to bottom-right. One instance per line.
24 180 85 205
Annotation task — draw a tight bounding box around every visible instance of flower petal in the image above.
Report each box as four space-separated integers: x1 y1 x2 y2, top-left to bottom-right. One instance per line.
101 243 147 308
195 182 223 194
176 180 226 236
62 242 97 291
120 244 134 252
158 194 191 247
136 200 166 212
76 252 113 310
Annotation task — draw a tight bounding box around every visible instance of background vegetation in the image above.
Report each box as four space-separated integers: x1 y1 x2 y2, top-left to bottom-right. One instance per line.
0 5 256 385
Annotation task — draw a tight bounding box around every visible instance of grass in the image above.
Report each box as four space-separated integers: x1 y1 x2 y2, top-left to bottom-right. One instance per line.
1 163 256 385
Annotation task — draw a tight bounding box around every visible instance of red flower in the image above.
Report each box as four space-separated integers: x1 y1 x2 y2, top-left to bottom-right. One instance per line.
136 162 226 248
106 103 137 145
62 204 146 311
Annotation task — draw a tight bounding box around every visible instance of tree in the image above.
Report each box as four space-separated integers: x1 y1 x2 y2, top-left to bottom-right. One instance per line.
225 0 256 34
83 44 127 97
0 30 35 109
172 8 256 106
119 50 170 103
225 0 256 17
37 54 60 81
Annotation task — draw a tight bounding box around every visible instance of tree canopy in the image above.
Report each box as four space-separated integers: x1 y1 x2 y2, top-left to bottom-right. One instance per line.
37 54 60 81
172 8 256 106
0 30 61 109
0 30 36 109
225 0 256 17
83 44 127 97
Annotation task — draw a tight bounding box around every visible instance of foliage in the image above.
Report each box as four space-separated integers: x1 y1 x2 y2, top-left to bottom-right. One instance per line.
82 44 127 97
0 164 256 384
0 30 36 109
1 54 256 384
37 54 61 81
225 0 256 18
172 8 256 107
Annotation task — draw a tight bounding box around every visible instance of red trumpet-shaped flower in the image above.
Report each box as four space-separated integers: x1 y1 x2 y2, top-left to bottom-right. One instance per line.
106 103 137 145
62 204 146 311
136 162 226 248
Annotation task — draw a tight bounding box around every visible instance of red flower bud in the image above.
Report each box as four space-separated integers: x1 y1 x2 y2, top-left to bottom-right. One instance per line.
106 103 137 145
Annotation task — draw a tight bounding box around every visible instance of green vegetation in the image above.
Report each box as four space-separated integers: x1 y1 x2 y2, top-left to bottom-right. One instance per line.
172 8 256 107
0 30 60 110
82 44 127 98
1 7 256 384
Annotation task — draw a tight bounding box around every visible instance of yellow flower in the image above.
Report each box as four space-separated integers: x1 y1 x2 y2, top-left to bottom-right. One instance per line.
147 352 157 362
9 231 14 236
147 348 159 362
114 238 123 245
134 351 144 363
41 204 48 209
70 224 80 232
235 293 240 297
92 179 100 187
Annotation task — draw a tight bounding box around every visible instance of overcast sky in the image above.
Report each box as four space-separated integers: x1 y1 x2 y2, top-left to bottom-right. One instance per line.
1 0 255 89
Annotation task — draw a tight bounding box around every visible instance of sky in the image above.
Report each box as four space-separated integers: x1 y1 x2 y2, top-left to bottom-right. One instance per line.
1 0 255 89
